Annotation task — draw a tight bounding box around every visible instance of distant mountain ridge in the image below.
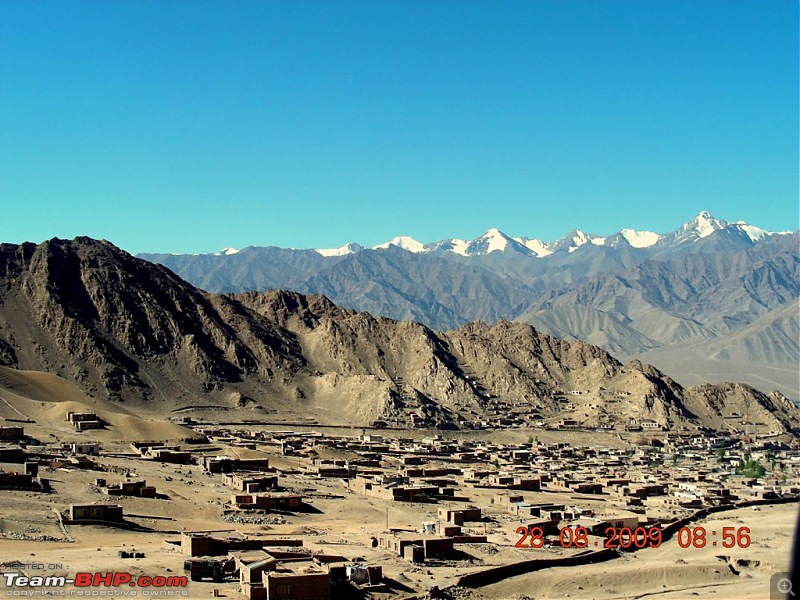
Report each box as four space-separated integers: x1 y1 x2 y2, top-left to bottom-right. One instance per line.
137 213 799 399
307 211 791 257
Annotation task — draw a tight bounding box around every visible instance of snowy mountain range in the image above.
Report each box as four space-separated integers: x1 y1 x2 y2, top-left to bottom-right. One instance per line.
313 211 790 258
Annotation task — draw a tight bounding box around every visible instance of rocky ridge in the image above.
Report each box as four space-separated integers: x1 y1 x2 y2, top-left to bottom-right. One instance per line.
0 237 796 434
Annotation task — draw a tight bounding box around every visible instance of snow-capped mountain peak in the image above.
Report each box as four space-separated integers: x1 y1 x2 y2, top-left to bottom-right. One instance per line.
549 229 605 253
447 239 471 256
620 229 662 248
460 228 535 256
513 237 553 257
373 236 427 253
679 211 728 240
216 247 240 256
567 230 589 253
315 242 365 257
729 221 792 242
731 222 768 242
481 228 511 253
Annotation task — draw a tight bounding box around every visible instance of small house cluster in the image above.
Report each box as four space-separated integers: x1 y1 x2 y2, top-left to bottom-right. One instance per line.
67 412 105 431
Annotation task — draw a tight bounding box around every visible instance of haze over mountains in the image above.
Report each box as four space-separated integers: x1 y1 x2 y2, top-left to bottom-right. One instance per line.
0 237 796 434
139 213 800 399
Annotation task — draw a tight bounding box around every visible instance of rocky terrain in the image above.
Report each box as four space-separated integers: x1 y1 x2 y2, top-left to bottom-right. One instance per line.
0 237 796 433
137 214 799 354
139 214 799 397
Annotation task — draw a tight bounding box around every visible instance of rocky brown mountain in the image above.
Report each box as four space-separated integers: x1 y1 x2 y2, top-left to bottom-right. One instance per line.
0 237 796 434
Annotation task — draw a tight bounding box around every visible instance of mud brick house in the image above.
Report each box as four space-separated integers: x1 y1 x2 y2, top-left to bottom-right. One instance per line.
67 412 104 431
306 463 352 478
0 446 25 462
145 448 192 464
203 456 271 474
237 554 329 600
262 569 329 600
438 507 482 525
223 473 279 492
422 537 455 559
511 476 541 491
231 492 302 510
50 456 96 470
377 533 457 562
581 514 640 534
130 441 164 455
69 504 123 522
203 456 236 473
346 476 438 502
0 426 24 440
0 470 48 491
378 535 424 558
626 483 668 499
69 442 100 455
181 532 303 557
103 479 156 497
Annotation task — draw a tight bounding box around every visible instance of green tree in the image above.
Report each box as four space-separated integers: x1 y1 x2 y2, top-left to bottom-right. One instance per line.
735 454 766 478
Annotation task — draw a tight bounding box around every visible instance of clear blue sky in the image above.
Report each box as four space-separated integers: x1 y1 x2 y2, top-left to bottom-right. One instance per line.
1 1 797 254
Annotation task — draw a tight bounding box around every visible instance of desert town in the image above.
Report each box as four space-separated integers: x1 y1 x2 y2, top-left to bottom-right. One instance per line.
2 0 798 597
1 391 798 600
